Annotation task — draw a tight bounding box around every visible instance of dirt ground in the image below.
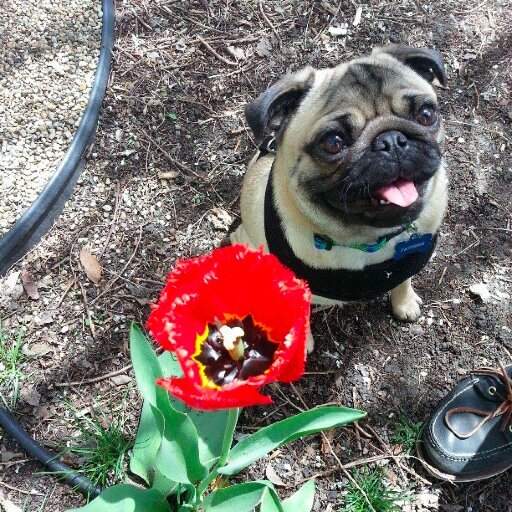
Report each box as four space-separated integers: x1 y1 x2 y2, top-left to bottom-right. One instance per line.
0 0 511 510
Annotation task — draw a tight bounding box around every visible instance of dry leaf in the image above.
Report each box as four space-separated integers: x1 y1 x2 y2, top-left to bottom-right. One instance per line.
111 375 133 386
4 271 20 290
0 489 24 512
1 450 22 463
79 248 102 283
21 271 39 300
23 342 53 357
35 311 54 326
20 387 41 406
34 404 56 420
256 38 272 58
265 463 286 487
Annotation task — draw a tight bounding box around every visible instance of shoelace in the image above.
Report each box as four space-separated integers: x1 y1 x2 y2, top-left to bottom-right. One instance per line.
445 363 512 439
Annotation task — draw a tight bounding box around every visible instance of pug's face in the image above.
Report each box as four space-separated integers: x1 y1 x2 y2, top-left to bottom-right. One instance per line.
246 45 448 229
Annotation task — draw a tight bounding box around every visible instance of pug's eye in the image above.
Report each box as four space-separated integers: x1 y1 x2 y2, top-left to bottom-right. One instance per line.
318 133 346 155
416 106 438 127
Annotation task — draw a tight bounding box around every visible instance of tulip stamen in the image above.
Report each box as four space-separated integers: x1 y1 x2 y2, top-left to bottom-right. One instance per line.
219 325 245 361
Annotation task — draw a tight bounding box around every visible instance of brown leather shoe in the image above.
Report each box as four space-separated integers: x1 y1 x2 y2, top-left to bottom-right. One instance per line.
417 363 512 482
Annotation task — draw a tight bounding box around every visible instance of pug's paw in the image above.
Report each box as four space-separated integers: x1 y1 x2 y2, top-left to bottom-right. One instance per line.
390 280 423 322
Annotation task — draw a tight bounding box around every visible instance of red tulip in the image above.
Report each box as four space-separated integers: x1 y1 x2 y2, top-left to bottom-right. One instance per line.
147 245 311 410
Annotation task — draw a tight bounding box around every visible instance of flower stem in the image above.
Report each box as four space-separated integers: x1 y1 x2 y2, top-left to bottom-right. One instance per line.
195 408 239 499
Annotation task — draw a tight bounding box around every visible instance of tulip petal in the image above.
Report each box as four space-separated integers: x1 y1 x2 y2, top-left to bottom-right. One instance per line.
156 377 273 411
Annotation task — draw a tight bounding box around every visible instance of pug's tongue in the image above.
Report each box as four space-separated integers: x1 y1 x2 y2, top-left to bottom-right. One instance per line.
376 179 418 207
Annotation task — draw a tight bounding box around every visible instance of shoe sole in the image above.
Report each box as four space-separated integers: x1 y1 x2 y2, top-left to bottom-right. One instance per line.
416 427 512 483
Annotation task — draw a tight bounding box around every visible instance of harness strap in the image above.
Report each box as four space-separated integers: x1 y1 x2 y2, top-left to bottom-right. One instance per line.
264 165 437 301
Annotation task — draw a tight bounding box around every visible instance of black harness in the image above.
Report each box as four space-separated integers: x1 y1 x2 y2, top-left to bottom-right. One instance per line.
261 140 437 301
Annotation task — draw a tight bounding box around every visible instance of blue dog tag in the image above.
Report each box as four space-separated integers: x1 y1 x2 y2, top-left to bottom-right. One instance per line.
394 233 433 260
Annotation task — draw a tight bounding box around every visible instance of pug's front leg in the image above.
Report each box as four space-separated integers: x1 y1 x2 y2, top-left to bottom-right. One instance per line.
229 223 251 246
390 278 423 321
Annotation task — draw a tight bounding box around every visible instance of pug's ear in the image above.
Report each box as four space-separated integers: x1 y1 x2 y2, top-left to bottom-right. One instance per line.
373 44 448 87
245 67 315 140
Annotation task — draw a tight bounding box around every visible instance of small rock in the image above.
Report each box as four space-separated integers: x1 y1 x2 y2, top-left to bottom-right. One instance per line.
410 324 424 335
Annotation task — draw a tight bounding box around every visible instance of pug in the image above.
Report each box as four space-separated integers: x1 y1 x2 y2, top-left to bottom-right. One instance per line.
230 45 448 350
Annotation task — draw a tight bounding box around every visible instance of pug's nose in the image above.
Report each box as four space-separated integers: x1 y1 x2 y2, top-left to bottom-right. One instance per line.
371 131 409 154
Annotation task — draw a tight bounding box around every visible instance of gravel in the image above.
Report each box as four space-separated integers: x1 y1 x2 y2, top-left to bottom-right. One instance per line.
0 0 102 236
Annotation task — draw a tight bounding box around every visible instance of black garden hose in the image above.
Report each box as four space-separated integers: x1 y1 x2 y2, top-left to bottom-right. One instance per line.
0 0 115 498
0 407 102 498
0 0 115 277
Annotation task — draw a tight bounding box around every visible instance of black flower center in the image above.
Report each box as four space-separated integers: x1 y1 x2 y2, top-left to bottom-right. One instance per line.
194 315 278 387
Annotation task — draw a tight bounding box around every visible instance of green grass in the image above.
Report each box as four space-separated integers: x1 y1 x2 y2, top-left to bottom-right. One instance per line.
0 319 26 408
391 410 423 453
65 402 132 488
341 467 411 512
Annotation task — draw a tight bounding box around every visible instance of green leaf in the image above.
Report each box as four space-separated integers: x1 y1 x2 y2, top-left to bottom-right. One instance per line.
218 406 366 476
155 403 208 484
260 488 284 512
204 482 282 512
130 400 164 485
166 112 177 121
66 485 171 512
129 324 207 485
282 480 315 512
159 351 231 469
130 323 168 411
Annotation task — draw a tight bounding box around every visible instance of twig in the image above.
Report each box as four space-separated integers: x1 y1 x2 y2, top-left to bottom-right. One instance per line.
53 279 76 310
411 0 429 16
68 243 96 340
138 128 205 182
352 387 362 451
228 127 249 137
363 424 409 486
55 364 132 388
450 240 480 258
197 35 238 67
99 181 123 261
209 61 256 79
289 384 377 512
79 281 97 340
0 480 44 496
134 14 152 31
503 345 512 362
91 225 143 305
475 227 512 232
438 266 448 285
354 422 374 439
291 454 400 486
259 1 282 46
